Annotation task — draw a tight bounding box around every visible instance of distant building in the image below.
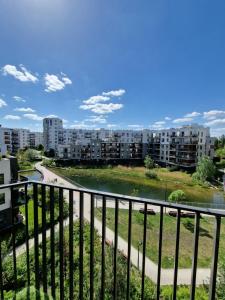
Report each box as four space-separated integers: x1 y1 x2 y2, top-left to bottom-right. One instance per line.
0 157 18 229
0 125 43 155
43 118 215 168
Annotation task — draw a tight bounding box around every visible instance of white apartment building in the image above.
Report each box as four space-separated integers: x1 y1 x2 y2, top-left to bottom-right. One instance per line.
0 125 43 155
0 157 18 228
43 118 215 168
43 117 63 152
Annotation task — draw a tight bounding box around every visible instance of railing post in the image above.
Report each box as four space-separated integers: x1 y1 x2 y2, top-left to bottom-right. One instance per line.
33 183 40 298
50 186 55 299
209 216 221 300
173 209 181 300
90 193 95 300
79 191 84 300
113 198 119 300
141 203 147 300
190 212 200 300
101 196 106 300
156 206 164 300
126 200 132 300
59 188 64 300
0 238 3 300
69 190 74 300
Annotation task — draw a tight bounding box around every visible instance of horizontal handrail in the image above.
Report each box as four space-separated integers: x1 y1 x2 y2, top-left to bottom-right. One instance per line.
1 180 225 217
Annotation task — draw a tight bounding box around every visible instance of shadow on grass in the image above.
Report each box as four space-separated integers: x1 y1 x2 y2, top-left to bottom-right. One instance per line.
183 220 213 239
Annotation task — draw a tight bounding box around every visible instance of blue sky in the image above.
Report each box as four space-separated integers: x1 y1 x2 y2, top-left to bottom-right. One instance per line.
0 0 225 136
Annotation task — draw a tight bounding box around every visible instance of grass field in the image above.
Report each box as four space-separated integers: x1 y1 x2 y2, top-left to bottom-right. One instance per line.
95 207 225 269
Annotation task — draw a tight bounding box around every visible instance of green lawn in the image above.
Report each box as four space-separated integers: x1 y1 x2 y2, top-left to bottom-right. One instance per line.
95 207 225 269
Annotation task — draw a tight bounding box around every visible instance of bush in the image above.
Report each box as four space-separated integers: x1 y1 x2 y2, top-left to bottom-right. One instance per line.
144 155 154 169
192 156 216 184
145 170 158 179
168 190 186 202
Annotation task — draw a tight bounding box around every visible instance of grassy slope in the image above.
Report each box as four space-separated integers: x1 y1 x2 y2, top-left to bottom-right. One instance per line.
96 208 225 269
51 166 221 203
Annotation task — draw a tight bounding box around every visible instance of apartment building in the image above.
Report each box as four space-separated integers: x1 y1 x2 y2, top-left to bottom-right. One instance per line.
43 117 63 152
0 157 18 228
0 125 43 155
43 118 215 168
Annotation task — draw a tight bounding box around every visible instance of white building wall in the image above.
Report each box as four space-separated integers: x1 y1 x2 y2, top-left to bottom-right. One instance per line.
0 158 11 211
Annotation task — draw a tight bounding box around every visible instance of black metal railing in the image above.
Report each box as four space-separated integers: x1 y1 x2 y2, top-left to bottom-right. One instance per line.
0 180 225 299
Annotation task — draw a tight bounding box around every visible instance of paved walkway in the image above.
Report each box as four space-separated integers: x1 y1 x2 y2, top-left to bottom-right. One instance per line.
19 162 210 286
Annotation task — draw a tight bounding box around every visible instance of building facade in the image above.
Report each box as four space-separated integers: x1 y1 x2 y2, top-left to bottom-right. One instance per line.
0 125 43 155
43 118 215 168
0 157 18 228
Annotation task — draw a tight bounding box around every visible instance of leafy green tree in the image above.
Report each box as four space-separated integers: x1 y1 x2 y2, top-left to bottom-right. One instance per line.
144 155 154 169
192 156 216 184
168 190 186 202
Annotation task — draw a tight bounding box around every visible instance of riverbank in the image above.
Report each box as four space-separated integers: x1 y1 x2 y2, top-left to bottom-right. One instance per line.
49 165 225 205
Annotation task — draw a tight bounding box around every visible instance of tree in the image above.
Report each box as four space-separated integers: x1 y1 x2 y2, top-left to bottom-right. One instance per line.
168 190 186 202
37 144 44 151
144 155 154 169
23 149 38 162
192 156 216 183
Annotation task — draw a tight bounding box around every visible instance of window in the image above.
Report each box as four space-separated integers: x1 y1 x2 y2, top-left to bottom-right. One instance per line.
0 193 5 205
0 174 4 185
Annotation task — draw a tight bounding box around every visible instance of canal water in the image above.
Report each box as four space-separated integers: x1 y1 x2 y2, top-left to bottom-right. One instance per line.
20 170 225 208
19 170 43 182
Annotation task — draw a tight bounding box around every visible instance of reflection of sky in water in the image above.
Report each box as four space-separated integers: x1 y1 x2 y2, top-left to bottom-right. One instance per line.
19 171 43 182
213 192 225 204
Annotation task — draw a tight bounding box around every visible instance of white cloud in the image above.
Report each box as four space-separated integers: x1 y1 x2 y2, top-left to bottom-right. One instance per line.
102 89 126 97
45 114 58 118
107 124 118 128
184 112 201 118
154 121 166 125
128 124 143 129
13 96 26 102
2 64 38 82
14 107 35 113
0 99 7 108
23 113 43 121
210 127 225 137
80 103 123 114
203 110 225 120
70 122 97 129
165 117 171 121
85 115 107 124
62 77 72 85
173 117 193 124
44 73 72 92
204 118 225 127
4 114 21 120
83 95 110 105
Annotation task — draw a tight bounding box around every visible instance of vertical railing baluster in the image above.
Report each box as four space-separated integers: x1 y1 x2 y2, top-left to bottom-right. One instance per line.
190 212 200 300
24 183 30 289
33 183 40 297
10 187 17 297
0 238 4 300
69 190 74 300
156 206 164 300
126 200 132 300
59 188 64 300
50 186 55 299
79 192 84 300
90 193 95 300
141 203 147 300
41 185 47 294
113 198 119 300
101 196 106 300
209 216 221 300
173 209 181 300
